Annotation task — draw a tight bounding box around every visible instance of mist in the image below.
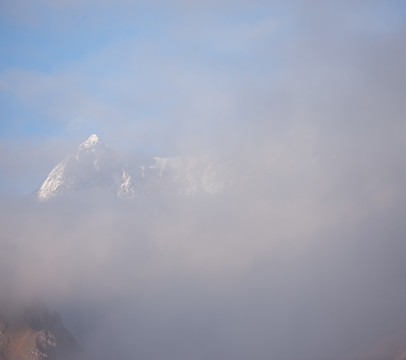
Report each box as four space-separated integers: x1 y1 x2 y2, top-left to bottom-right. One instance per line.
1 126 406 360
1 0 406 359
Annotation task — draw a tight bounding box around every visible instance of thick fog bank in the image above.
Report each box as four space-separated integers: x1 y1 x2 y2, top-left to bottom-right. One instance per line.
1 150 406 360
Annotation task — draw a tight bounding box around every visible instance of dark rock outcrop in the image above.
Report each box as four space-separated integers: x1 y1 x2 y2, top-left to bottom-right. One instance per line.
0 306 93 360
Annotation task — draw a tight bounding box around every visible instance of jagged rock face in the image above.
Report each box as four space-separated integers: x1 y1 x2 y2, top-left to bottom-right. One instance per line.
117 167 135 199
0 307 92 360
36 134 121 201
36 134 224 201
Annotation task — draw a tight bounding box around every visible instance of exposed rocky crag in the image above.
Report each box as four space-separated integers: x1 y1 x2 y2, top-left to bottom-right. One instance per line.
0 306 93 360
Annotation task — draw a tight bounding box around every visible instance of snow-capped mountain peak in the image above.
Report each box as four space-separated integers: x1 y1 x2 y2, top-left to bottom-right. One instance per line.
78 134 101 150
36 135 225 201
36 134 119 201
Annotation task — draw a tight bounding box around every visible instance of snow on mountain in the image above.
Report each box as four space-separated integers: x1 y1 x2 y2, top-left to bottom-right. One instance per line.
36 134 224 201
36 134 121 201
78 133 101 150
117 167 135 199
149 156 224 196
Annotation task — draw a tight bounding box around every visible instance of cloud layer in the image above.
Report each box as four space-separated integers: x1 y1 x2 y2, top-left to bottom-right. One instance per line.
1 1 406 359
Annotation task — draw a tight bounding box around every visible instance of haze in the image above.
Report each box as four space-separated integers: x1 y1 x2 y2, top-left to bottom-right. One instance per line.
1 1 406 359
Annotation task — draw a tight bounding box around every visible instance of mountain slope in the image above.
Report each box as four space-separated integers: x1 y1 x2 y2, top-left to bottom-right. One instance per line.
36 135 125 201
0 307 93 360
36 134 224 201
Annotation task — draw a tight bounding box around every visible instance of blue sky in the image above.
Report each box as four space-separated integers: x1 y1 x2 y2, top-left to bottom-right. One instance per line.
0 2 289 159
0 0 405 192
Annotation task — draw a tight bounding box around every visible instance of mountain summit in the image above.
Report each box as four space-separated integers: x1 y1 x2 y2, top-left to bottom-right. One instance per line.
78 134 101 150
36 134 124 201
36 134 224 201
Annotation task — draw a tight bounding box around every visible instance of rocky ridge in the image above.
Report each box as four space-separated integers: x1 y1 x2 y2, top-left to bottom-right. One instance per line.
0 307 92 360
36 134 224 201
